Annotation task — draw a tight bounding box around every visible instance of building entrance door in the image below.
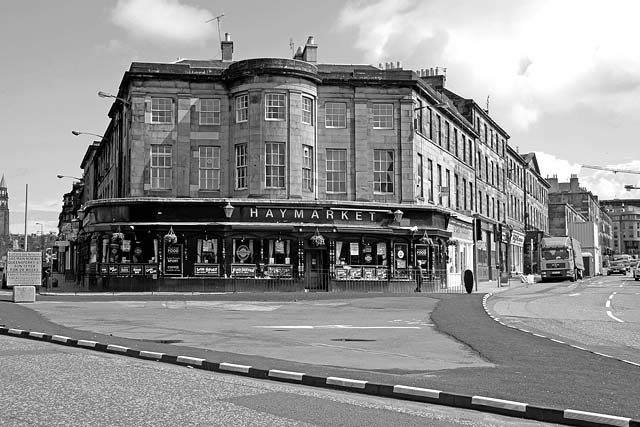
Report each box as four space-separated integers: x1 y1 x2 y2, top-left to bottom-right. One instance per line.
305 249 327 291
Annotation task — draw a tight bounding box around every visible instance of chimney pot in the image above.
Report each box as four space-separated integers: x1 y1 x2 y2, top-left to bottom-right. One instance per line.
396 61 401 68
225 32 231 42
307 36 315 45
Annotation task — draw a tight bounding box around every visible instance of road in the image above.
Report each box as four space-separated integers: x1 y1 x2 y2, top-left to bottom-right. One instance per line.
0 334 557 426
487 274 640 365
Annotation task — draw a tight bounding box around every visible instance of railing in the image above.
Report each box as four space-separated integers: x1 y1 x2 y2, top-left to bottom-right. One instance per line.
44 267 467 294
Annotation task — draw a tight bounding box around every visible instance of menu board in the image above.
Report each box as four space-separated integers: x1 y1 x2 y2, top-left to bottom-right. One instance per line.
363 267 376 280
108 265 119 276
164 244 183 276
145 264 159 275
334 267 348 280
99 264 109 276
376 268 388 280
118 264 131 277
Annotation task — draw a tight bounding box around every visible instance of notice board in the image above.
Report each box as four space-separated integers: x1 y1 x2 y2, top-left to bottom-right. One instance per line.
6 251 42 287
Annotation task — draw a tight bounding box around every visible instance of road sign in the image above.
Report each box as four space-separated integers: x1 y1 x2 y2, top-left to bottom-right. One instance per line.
6 251 42 287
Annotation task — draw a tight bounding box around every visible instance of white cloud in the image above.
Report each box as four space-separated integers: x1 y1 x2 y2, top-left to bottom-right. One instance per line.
338 0 640 131
536 151 640 200
111 0 215 44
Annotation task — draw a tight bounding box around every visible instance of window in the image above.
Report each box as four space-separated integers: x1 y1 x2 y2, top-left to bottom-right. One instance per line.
198 146 220 190
326 149 347 193
236 95 249 123
437 164 442 205
151 98 172 124
303 145 313 191
235 144 247 189
325 102 347 128
428 159 434 202
415 100 424 133
427 108 433 139
302 96 313 125
417 154 424 198
265 142 285 188
373 150 394 193
437 115 442 146
455 174 459 209
486 194 490 217
470 182 474 211
200 99 220 125
445 122 450 151
462 136 466 163
373 103 393 129
454 128 458 157
150 145 172 189
463 178 467 210
265 93 286 120
479 190 482 213
485 156 489 181
446 169 451 208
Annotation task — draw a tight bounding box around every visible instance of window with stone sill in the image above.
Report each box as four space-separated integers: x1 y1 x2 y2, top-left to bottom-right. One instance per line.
372 103 393 129
236 94 249 123
265 93 286 121
151 98 172 124
200 99 221 125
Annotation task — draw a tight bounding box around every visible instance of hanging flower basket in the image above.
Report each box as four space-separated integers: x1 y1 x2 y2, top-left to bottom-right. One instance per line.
310 229 325 247
163 226 178 244
111 232 125 242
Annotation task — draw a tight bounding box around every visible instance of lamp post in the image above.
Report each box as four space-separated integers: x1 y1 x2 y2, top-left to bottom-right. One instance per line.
35 222 44 252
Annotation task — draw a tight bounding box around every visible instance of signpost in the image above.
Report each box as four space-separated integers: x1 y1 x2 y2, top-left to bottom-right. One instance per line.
6 251 42 303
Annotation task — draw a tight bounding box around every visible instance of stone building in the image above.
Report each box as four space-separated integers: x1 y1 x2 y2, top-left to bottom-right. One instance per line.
74 35 540 290
600 199 640 256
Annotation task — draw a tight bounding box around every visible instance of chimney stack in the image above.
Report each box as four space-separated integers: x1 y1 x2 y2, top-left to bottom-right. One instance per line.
294 46 304 60
301 36 317 63
221 33 233 61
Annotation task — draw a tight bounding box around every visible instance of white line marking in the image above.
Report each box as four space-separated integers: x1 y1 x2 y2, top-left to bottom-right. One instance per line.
606 311 624 323
550 339 565 344
532 333 546 338
569 293 580 296
606 300 611 308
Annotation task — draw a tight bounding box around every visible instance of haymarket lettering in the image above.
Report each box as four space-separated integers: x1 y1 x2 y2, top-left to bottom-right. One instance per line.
247 207 377 222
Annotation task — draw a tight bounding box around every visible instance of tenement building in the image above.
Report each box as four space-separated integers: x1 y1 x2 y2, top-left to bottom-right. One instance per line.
75 35 537 290
600 199 640 256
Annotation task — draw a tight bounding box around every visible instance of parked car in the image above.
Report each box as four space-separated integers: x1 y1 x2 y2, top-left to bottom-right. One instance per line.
633 262 640 281
607 260 627 275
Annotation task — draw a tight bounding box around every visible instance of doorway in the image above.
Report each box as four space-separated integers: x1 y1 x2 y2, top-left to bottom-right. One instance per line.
305 249 328 291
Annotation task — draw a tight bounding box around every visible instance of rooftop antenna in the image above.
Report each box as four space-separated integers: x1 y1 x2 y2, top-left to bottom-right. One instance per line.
205 13 225 57
289 38 295 56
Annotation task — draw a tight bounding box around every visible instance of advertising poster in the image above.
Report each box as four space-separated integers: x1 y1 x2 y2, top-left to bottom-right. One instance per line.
164 244 183 276
6 251 41 287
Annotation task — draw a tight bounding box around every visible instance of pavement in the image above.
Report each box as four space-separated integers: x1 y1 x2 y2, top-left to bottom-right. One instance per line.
2 275 639 427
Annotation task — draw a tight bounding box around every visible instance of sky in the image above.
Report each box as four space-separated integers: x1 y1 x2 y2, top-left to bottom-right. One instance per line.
1 0 639 234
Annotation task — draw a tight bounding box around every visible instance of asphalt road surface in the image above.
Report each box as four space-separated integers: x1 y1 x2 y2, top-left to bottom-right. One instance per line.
0 334 558 427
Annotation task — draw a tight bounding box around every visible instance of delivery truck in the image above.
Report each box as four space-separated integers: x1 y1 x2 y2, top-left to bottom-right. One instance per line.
540 236 584 282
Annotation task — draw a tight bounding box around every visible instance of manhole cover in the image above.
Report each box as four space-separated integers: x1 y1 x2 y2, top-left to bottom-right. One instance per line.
330 338 376 342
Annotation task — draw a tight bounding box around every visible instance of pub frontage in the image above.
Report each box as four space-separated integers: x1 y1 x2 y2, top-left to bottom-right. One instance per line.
78 198 453 292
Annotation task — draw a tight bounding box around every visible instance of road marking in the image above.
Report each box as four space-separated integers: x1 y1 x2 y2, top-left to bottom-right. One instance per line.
255 325 421 329
605 300 611 308
568 293 580 296
606 311 624 323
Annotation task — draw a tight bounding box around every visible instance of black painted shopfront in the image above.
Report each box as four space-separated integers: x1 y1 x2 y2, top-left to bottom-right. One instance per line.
79 199 452 292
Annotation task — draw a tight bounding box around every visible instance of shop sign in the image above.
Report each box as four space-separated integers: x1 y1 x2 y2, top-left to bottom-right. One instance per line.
363 267 376 279
350 242 359 256
236 245 251 261
394 243 408 270
108 265 118 275
131 264 144 276
118 264 131 277
194 264 220 276
511 231 525 247
247 207 380 224
363 253 373 263
164 244 183 276
415 244 429 265
145 264 158 275
232 264 256 277
264 264 293 278
447 219 473 240
99 264 109 275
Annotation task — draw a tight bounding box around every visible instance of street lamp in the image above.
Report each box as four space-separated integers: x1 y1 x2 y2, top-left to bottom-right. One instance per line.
98 91 131 105
72 130 104 139
57 174 84 182
35 222 44 251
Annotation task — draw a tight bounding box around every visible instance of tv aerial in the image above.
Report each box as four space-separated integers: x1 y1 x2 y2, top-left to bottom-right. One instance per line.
205 13 225 56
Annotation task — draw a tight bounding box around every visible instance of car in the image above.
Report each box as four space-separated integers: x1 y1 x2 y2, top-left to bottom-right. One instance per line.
607 261 627 275
633 263 640 281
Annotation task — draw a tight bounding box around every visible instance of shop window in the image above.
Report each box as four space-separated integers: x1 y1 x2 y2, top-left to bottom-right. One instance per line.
197 238 218 263
232 238 254 263
264 238 291 264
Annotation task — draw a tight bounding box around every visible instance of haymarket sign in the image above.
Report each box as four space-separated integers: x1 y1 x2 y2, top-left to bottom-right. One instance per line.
243 207 382 224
